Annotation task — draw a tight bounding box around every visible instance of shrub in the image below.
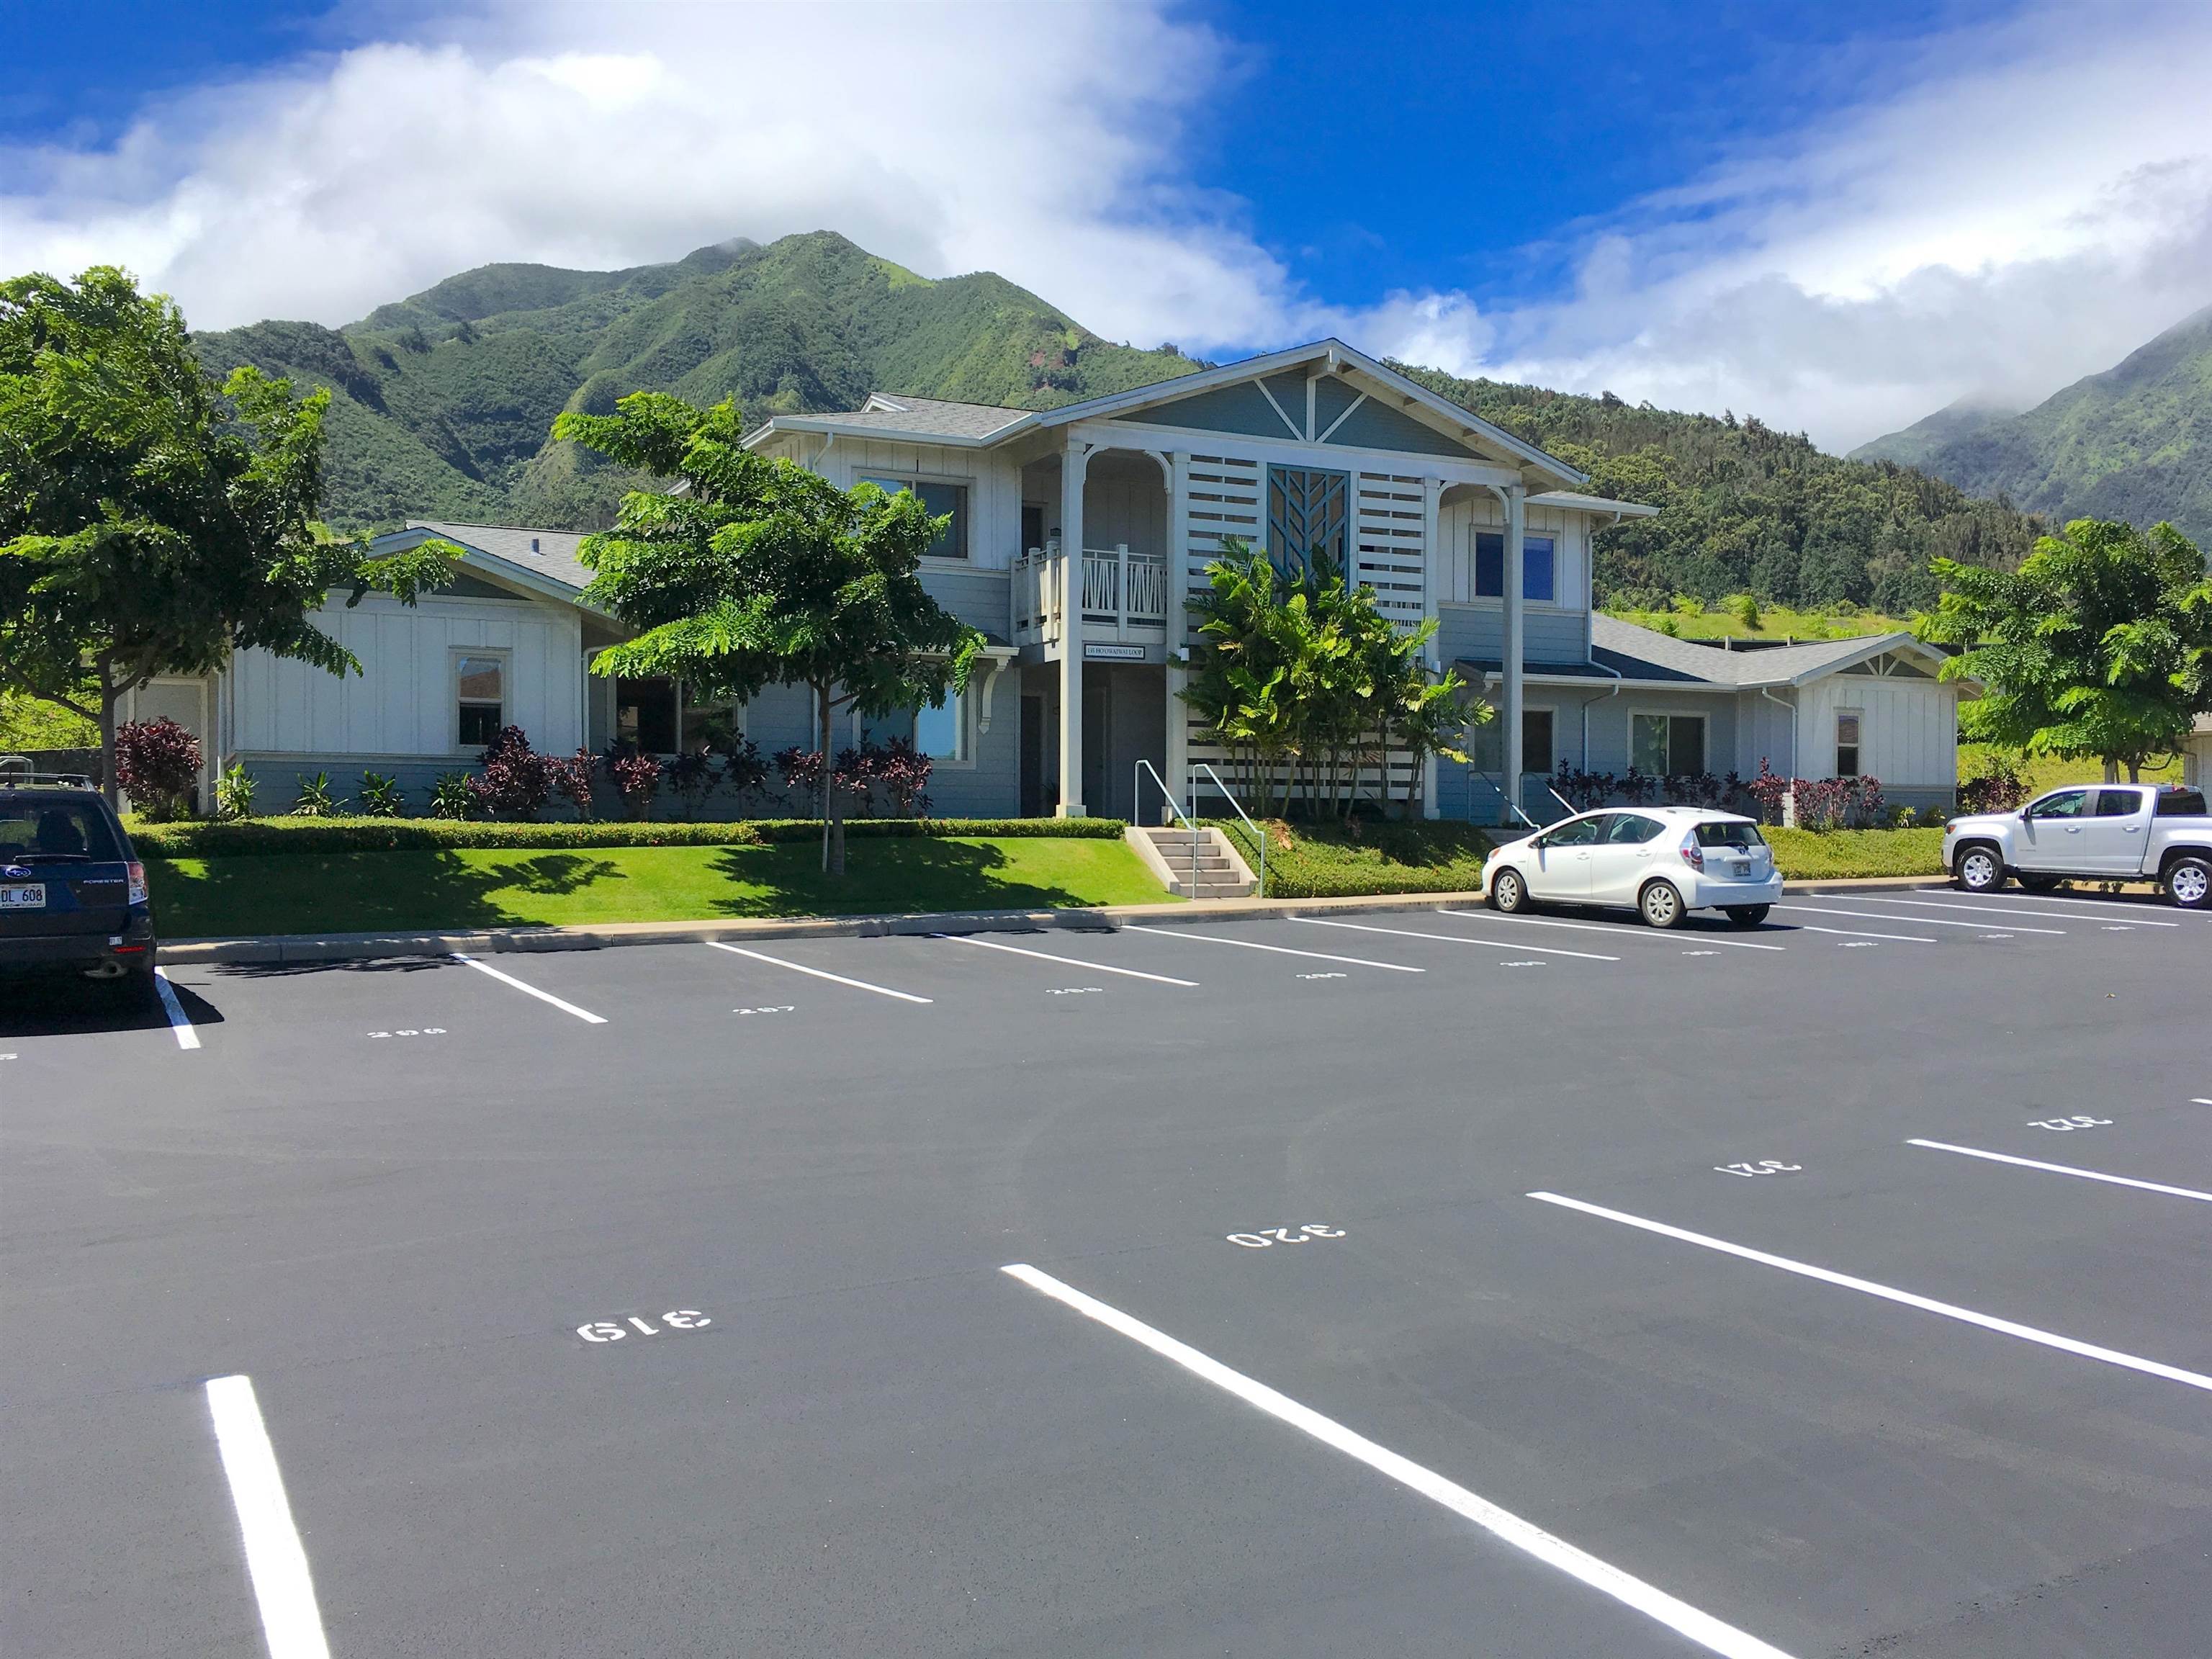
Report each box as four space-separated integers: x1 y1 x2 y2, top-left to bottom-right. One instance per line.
214 761 256 821
292 770 343 817
130 815 1130 857
1745 760 1791 823
667 747 720 819
1959 756 2027 814
773 745 824 802
867 736 933 817
429 770 475 819
1725 592 1761 629
721 737 769 801
114 717 202 819
548 748 598 820
358 772 405 817
468 726 551 819
608 749 662 819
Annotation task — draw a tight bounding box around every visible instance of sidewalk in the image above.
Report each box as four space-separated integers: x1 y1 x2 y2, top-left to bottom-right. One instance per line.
158 873 1984 968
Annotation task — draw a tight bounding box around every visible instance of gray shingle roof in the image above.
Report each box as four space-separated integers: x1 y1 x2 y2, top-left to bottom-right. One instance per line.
411 521 595 594
1589 613 1918 687
803 394 1031 441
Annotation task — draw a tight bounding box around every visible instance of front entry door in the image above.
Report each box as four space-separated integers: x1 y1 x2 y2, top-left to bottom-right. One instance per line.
1082 679 1110 817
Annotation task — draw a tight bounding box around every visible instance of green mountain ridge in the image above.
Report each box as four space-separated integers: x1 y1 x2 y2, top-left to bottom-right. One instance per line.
1848 398 2014 469
1852 304 2212 545
193 228 2046 609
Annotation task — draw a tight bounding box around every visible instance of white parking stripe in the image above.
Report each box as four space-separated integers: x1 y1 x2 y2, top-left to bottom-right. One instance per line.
1907 1138 2212 1203
1777 903 2064 935
706 941 932 1004
1432 908 1787 950
204 1375 333 1659
1791 924 1937 943
1003 1264 1799 1659
1913 886 2204 918
1528 1191 2212 1395
152 966 201 1050
1129 927 1424 972
930 932 1197 986
1880 896 2180 927
1289 916 1620 961
449 953 608 1022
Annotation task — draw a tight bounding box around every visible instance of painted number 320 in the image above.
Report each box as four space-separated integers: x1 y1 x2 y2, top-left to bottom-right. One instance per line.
1227 1225 1346 1248
576 1310 711 1343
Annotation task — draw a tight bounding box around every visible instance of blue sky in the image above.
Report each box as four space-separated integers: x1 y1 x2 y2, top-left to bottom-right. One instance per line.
4 1 2208 448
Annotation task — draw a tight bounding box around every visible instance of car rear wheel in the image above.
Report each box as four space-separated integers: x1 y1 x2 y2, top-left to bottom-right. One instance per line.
1954 843 2005 893
1724 904 1770 927
1640 880 1686 928
1490 868 1529 913
2166 854 2211 910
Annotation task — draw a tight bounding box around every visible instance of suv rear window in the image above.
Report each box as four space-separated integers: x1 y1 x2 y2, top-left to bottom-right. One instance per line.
2157 788 2208 817
1694 822 1766 849
0 799 124 863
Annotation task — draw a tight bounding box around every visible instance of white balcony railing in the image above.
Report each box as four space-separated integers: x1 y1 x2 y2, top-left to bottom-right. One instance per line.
1012 541 1169 652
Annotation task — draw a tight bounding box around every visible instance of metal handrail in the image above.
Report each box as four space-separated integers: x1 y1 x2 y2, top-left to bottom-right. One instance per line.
1189 761 1266 898
1477 770 1540 829
1547 786 1577 818
1133 759 1203 888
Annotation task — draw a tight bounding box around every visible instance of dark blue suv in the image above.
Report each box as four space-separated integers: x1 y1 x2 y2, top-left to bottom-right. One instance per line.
0 784 158 999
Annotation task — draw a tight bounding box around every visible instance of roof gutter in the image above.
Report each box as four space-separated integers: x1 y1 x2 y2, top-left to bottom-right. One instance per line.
1759 686 1797 778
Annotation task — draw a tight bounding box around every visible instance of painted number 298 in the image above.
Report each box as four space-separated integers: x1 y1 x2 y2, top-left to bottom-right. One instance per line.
1715 1160 1802 1177
1227 1225 1346 1248
576 1310 711 1343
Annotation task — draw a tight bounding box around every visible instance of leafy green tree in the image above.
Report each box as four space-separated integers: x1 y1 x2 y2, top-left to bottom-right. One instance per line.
1917 518 2212 781
1 267 457 804
553 391 982 873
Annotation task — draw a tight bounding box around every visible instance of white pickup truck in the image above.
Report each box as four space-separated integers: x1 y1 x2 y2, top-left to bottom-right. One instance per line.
1944 783 2212 909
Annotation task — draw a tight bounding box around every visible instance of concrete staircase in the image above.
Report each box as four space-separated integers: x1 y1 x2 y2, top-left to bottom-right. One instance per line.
1129 824 1257 899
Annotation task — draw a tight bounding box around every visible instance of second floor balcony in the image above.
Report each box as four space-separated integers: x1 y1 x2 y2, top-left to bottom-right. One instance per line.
1012 541 1171 652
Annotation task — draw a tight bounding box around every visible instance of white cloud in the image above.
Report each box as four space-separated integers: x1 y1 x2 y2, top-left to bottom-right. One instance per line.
4 0 2208 451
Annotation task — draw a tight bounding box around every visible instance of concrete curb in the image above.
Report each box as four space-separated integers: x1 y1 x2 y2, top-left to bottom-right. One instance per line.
156 872 2004 966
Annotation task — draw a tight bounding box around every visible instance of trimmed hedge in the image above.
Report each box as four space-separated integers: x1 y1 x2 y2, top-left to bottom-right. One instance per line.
131 815 1129 858
1214 817 1495 899
1765 826 1946 879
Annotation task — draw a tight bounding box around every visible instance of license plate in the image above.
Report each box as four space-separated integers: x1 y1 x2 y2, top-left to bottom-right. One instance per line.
1 884 47 910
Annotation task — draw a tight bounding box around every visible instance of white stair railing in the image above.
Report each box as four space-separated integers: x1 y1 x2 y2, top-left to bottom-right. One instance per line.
1188 761 1265 899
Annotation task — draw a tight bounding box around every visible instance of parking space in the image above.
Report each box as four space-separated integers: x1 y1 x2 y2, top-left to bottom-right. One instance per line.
4 896 2207 1657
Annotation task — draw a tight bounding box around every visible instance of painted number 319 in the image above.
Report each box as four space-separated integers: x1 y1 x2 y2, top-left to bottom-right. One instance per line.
1227 1225 1346 1247
576 1310 711 1342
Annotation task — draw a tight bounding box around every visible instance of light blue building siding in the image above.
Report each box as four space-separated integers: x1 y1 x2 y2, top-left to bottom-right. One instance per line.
1112 380 1300 441
920 565 1011 642
1319 396 1474 459
1434 604 1588 667
853 669 1021 818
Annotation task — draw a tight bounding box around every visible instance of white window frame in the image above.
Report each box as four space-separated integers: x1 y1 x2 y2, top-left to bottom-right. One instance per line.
1629 709 1709 776
1835 709 1863 778
451 646 511 754
857 472 974 562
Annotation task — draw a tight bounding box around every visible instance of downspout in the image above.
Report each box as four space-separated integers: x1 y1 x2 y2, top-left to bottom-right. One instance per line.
1576 657 1623 778
1758 685 1797 778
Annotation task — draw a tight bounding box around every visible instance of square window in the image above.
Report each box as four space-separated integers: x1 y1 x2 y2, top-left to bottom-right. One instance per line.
863 476 968 559
1633 714 1705 775
680 692 739 754
616 676 678 754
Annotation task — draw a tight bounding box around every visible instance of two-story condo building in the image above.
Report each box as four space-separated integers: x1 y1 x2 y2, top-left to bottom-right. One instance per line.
129 340 1971 822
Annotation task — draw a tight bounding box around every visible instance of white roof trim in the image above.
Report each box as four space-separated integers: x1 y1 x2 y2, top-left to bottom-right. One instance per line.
744 415 1028 451
1529 490 1660 518
370 526 606 613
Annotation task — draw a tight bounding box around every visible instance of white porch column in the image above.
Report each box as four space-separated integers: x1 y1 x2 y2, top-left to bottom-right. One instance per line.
1419 475 1442 819
1497 482 1527 826
1163 450 1190 811
1057 442 1094 817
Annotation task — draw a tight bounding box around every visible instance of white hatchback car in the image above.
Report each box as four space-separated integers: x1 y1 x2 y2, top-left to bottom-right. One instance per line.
1483 806 1783 928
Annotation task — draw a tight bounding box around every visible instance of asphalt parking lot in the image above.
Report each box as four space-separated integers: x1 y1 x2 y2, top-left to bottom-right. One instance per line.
4 884 2208 1658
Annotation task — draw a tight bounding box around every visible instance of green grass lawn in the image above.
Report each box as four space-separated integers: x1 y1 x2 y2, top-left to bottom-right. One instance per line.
1958 742 2182 794
147 837 1169 938
1603 604 1906 642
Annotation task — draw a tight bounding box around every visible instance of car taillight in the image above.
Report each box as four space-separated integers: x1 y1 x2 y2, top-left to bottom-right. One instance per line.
127 860 148 905
1678 832 1704 871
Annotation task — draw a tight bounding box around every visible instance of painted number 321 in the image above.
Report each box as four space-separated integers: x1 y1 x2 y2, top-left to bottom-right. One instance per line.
1227 1225 1346 1247
576 1310 711 1342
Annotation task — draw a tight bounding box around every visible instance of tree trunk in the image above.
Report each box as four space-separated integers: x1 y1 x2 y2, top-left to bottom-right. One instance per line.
818 683 833 874
2126 757 2141 783
819 683 846 877
99 677 120 810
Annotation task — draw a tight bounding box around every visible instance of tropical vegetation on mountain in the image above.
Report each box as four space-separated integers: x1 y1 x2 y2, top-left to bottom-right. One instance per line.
1853 303 2212 548
0 266 456 801
1917 518 2212 781
1392 364 2044 615
190 231 1202 532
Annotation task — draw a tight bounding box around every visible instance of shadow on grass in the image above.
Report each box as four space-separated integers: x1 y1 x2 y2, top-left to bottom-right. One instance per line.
702 839 1110 917
150 852 632 938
